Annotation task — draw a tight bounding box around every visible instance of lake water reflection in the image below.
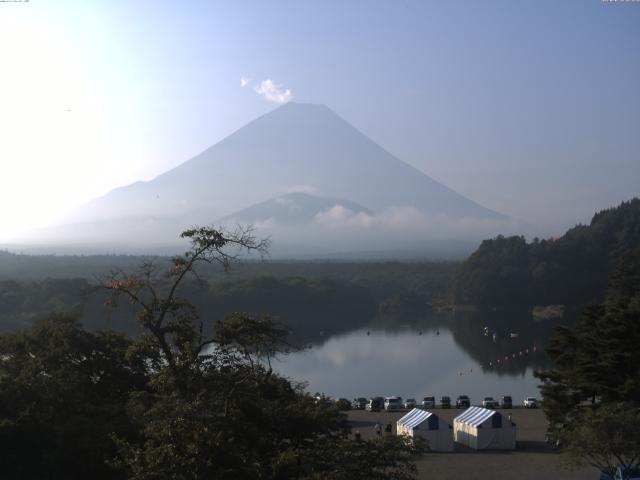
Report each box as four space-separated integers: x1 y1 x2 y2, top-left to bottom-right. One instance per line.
275 312 562 403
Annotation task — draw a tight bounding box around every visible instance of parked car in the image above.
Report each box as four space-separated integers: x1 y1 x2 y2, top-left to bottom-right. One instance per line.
404 398 417 409
440 396 451 408
501 395 513 409
456 395 470 408
352 397 367 410
544 429 561 448
384 396 401 411
599 464 640 480
524 397 538 408
482 397 496 408
366 397 382 411
421 396 435 408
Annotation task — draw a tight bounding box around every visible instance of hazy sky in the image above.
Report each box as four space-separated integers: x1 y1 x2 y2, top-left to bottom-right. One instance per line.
1 0 638 240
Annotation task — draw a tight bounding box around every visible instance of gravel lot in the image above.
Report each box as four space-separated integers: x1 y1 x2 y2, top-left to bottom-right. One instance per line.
348 408 598 480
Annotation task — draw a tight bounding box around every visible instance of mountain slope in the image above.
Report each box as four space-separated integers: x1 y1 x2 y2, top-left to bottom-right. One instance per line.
69 102 505 225
23 102 512 255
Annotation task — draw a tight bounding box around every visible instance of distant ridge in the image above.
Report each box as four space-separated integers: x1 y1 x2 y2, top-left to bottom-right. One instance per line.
219 192 373 226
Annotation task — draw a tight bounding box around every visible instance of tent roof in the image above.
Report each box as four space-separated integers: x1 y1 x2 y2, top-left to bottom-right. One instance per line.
397 408 433 429
454 406 498 427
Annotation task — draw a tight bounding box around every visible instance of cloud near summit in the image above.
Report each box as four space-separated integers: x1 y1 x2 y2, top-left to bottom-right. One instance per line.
253 79 293 103
312 204 515 237
240 77 293 103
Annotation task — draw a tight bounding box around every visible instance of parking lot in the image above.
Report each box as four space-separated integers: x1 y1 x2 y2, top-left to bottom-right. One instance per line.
348 407 598 480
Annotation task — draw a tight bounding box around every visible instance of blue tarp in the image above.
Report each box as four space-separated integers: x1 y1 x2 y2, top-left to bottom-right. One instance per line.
397 408 437 430
454 406 501 428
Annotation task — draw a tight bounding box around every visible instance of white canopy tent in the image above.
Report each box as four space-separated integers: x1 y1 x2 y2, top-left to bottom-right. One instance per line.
453 406 516 450
396 408 454 452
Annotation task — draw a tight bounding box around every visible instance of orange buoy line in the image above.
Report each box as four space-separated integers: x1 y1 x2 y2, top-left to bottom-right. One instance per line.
476 345 538 370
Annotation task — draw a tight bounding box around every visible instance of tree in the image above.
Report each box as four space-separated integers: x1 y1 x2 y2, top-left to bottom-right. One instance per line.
1 226 424 479
103 226 424 479
536 248 640 424
453 198 640 307
536 248 640 476
0 313 148 480
300 435 426 480
103 225 270 371
560 403 640 479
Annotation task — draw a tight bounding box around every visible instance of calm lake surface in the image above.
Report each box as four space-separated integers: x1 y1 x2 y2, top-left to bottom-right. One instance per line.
275 312 562 403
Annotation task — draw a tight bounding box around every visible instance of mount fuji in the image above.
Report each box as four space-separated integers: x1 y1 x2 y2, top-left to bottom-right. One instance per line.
25 102 510 257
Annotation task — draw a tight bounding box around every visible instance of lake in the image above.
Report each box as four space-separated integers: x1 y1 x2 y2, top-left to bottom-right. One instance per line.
274 311 563 404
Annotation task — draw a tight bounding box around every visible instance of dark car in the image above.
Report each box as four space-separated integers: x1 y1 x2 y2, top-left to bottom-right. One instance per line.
352 397 367 410
384 396 401 411
440 396 451 408
482 397 496 409
544 430 561 448
599 464 640 480
501 395 513 409
404 398 417 409
456 395 470 408
421 396 435 409
365 397 382 411
366 396 385 412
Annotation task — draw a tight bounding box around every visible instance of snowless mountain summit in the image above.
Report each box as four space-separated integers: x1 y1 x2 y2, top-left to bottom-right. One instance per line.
44 102 508 254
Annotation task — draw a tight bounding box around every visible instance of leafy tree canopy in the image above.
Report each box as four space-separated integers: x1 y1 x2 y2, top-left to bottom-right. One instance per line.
0 227 425 479
454 198 640 306
536 248 640 477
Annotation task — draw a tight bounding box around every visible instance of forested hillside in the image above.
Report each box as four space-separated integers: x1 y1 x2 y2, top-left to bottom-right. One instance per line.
453 198 640 307
0 254 454 336
0 276 377 342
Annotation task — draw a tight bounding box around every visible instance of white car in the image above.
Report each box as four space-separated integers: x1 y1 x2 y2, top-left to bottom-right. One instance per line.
524 397 538 408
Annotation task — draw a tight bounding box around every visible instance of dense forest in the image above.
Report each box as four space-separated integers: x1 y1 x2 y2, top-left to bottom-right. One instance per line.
0 263 453 343
2 199 639 340
534 247 640 473
453 198 640 307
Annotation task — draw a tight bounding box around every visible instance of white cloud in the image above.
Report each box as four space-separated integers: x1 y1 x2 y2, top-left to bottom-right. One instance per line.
280 185 318 195
312 205 514 237
314 205 376 228
254 79 293 103
377 206 425 228
240 76 251 88
313 206 425 230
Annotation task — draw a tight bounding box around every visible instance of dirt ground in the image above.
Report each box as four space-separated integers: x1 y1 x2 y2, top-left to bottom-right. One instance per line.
348 408 598 480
